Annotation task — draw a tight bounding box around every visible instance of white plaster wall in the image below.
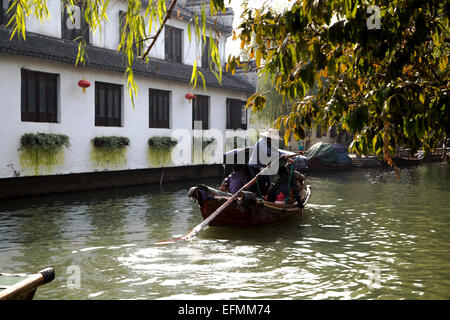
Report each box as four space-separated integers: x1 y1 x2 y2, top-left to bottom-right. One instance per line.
22 0 225 67
88 3 201 65
26 0 62 38
0 55 250 179
165 18 200 66
309 128 339 145
147 19 165 60
219 34 227 67
198 30 228 69
90 1 127 50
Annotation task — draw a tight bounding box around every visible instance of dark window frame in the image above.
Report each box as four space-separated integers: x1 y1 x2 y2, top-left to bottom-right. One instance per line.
21 69 58 123
149 89 170 128
61 0 90 43
165 25 182 63
192 95 209 130
226 98 247 130
95 82 122 127
202 36 218 69
330 124 337 138
1 0 12 26
0 1 4 25
316 124 327 138
119 10 144 56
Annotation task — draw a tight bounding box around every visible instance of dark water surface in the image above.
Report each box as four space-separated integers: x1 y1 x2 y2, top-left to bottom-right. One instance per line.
0 163 449 299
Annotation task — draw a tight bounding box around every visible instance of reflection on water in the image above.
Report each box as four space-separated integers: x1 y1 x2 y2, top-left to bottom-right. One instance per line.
0 164 449 299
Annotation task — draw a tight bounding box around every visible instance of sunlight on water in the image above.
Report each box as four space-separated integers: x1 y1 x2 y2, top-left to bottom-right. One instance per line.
0 164 449 299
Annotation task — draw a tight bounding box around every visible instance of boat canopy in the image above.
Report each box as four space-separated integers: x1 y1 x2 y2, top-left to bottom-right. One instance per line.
305 142 351 164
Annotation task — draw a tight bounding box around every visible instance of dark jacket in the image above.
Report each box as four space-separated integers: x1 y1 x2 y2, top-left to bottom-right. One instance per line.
221 167 251 194
268 170 304 208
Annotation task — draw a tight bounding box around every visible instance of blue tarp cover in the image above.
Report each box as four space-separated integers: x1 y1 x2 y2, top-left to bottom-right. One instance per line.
305 142 351 164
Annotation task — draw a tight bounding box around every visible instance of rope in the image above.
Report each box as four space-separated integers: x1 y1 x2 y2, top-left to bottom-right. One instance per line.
285 164 294 204
255 180 263 198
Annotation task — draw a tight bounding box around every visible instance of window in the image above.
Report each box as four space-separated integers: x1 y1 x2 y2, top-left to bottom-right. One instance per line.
165 25 182 63
149 89 170 128
21 69 58 123
1 0 11 26
202 36 218 69
119 10 143 56
0 1 4 25
61 1 90 42
226 98 247 130
316 125 327 138
330 124 337 138
95 82 122 127
192 95 209 130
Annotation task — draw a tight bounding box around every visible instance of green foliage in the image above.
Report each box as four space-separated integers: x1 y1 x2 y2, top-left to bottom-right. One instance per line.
230 0 450 165
93 136 130 149
19 147 65 175
192 136 216 164
19 133 69 175
91 136 128 168
148 136 178 150
7 0 226 107
255 75 292 124
148 148 172 167
90 146 127 168
21 132 70 151
225 135 248 150
147 136 178 167
193 136 216 150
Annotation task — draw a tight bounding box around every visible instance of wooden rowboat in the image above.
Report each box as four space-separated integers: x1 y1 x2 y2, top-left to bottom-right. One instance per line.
392 156 422 166
0 267 55 300
305 158 352 171
188 184 311 228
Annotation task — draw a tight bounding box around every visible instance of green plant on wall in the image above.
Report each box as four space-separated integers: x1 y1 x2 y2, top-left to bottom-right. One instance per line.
19 133 70 175
192 137 216 164
90 136 130 168
225 135 248 152
148 136 178 167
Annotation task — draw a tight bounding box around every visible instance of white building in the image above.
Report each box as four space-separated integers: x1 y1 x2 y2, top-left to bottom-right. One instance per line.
0 0 254 195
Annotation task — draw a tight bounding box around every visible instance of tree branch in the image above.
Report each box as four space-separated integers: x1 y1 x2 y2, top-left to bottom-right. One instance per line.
141 0 178 60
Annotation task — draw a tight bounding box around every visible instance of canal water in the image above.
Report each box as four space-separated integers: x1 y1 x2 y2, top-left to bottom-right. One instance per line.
0 163 449 300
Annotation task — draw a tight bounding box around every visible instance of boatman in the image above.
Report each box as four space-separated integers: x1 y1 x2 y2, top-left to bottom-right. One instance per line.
248 128 283 197
267 165 305 208
219 164 251 194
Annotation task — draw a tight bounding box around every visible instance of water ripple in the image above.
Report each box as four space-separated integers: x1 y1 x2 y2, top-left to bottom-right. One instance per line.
0 165 449 299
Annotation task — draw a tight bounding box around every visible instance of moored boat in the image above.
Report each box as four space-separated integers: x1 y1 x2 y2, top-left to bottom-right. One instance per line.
302 142 352 172
306 157 352 171
391 156 422 166
0 267 55 300
188 183 311 228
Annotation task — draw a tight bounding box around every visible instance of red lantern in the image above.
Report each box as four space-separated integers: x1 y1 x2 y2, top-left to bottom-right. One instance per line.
185 93 195 101
78 78 91 94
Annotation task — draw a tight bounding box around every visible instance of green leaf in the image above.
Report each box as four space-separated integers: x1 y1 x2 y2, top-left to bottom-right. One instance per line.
284 129 291 146
198 71 206 91
190 59 197 87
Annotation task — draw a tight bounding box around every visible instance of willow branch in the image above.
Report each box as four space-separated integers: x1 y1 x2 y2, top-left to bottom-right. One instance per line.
141 0 178 60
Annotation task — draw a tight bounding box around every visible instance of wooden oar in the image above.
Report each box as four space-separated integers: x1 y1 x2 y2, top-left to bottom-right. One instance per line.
155 153 302 245
0 267 55 300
